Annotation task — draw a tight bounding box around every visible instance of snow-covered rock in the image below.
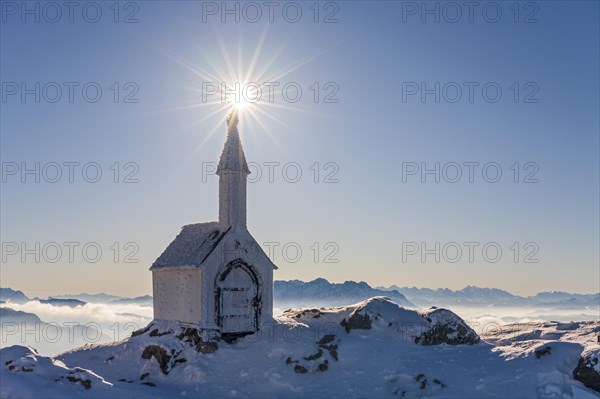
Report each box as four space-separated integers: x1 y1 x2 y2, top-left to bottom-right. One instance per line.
415 307 481 345
0 346 115 397
574 348 600 392
482 320 600 395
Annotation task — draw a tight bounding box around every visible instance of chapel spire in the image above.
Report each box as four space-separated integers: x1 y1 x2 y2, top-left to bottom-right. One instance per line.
217 107 250 227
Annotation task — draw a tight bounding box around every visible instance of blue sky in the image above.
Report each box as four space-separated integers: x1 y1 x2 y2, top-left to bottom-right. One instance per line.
1 1 598 297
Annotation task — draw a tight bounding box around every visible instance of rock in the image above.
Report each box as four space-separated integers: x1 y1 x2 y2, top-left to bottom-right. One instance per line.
534 346 551 359
415 308 480 345
318 334 335 345
294 365 308 374
141 345 170 374
177 328 218 354
140 372 149 380
433 378 447 387
141 382 156 387
317 362 328 372
415 373 425 382
317 334 339 361
66 376 92 390
198 342 218 354
329 349 339 361
131 325 151 337
283 308 324 319
149 328 171 337
573 354 600 392
304 349 323 361
341 310 372 332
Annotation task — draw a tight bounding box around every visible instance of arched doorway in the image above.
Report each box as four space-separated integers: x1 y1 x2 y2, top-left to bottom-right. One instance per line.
215 260 260 335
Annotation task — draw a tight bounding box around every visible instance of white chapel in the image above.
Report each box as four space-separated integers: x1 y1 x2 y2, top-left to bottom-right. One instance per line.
150 109 277 336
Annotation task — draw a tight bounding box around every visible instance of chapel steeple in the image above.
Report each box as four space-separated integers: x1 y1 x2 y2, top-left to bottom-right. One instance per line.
217 107 250 228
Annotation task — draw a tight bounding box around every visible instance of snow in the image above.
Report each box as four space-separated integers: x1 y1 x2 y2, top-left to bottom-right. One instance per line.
151 222 229 269
0 346 117 398
1 297 598 398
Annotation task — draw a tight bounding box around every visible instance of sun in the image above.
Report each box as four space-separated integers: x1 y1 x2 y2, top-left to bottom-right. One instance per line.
223 81 258 113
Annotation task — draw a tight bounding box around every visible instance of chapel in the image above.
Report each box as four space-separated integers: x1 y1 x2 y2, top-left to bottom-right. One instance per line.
150 109 277 335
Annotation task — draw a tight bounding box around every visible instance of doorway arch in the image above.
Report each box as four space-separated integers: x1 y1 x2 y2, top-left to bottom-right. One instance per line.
214 259 261 334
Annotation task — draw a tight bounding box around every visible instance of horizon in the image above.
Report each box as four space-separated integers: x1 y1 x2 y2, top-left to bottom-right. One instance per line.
4 277 599 300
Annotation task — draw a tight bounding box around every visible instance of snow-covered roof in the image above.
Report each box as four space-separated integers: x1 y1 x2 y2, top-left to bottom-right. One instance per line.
150 222 230 270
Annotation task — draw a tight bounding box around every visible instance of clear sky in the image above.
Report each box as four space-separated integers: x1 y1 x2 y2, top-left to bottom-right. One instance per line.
1 1 598 297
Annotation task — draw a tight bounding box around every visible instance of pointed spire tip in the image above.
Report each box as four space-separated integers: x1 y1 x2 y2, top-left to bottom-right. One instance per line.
227 105 239 131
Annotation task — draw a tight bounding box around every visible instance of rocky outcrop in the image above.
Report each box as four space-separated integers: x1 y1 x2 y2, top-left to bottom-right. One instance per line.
136 323 219 377
341 310 372 332
534 346 552 359
141 346 170 374
573 351 600 392
177 327 219 354
415 308 480 345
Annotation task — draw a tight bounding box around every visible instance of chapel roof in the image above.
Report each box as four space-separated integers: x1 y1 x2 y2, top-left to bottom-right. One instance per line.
150 222 230 270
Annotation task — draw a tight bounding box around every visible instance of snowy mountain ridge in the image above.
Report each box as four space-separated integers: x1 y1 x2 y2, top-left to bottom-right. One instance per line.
274 278 415 308
378 284 600 308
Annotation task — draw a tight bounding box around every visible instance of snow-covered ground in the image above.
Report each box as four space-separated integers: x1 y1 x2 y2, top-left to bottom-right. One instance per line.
1 297 598 398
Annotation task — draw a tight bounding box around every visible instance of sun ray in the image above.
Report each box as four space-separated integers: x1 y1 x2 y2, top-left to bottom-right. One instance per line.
243 25 269 84
263 39 346 83
177 105 227 134
216 35 238 87
169 112 229 181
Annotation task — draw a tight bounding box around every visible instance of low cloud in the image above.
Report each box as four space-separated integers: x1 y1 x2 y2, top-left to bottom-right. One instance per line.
3 301 152 326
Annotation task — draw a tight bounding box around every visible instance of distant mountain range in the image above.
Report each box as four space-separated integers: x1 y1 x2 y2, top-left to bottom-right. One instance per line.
33 298 87 307
108 295 153 305
274 278 415 308
0 307 41 324
1 281 598 310
0 290 152 306
52 293 123 303
0 288 29 304
376 285 600 309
